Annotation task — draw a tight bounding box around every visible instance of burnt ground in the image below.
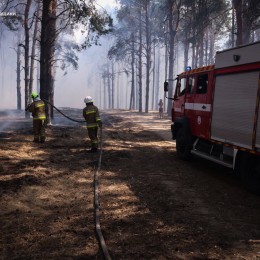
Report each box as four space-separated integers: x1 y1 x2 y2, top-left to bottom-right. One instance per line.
0 109 260 259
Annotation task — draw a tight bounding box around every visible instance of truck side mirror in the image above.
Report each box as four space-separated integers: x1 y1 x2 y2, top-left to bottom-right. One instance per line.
164 81 169 92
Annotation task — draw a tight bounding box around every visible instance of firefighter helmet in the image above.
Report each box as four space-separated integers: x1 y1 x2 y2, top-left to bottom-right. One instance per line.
84 96 93 104
31 92 38 99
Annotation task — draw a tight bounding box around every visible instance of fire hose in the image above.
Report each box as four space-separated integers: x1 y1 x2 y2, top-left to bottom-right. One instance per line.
42 100 111 259
94 126 112 260
43 99 86 123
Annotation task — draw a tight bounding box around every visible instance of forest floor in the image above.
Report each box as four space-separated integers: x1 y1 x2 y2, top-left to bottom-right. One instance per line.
1 108 260 259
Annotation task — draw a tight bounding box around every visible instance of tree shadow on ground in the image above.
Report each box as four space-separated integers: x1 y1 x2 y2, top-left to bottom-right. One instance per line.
100 113 260 259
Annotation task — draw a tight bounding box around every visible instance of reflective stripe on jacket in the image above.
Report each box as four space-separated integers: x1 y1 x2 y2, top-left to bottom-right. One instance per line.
28 100 46 120
83 104 101 128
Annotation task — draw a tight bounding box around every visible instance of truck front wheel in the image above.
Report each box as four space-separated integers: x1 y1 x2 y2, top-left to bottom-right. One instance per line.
239 153 260 195
176 128 191 160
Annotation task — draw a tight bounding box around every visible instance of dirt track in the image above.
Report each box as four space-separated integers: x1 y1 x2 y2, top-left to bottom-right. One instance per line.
1 109 260 259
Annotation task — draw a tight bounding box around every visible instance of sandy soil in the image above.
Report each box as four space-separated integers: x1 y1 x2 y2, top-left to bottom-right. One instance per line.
1 109 260 259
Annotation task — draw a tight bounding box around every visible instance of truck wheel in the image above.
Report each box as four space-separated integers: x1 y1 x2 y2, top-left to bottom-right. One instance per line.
176 128 191 160
239 153 260 195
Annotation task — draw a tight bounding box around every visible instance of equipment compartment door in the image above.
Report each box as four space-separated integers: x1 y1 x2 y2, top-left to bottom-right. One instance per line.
211 71 260 149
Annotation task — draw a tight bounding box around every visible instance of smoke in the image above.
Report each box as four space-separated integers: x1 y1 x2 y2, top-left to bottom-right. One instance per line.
0 29 22 110
50 107 84 127
54 38 113 109
0 15 116 111
0 108 84 134
0 0 171 111
0 109 28 132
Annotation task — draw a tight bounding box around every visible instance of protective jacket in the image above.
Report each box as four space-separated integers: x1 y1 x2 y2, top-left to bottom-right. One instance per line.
28 98 46 120
83 104 101 128
27 97 46 143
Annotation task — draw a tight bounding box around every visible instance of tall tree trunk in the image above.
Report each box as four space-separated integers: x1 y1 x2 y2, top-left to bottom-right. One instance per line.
167 1 175 115
242 0 251 44
50 64 55 119
191 42 195 68
103 76 106 109
183 34 189 70
29 4 40 98
40 0 57 124
144 0 151 113
231 1 235 47
125 75 129 109
107 65 111 108
129 34 135 110
167 0 181 115
136 62 139 110
24 0 32 118
183 6 190 70
117 67 120 109
99 75 102 108
37 53 40 93
155 44 160 110
164 30 168 113
138 5 143 113
111 61 115 109
152 41 156 110
198 37 204 67
208 29 215 64
233 0 243 46
16 32 22 110
205 28 209 65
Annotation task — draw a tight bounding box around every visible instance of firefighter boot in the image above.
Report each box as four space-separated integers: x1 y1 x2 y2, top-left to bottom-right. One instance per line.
39 137 46 143
88 148 98 153
33 136 40 143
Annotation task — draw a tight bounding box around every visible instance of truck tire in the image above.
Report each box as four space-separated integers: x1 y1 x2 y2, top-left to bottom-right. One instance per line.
239 153 260 195
176 128 191 160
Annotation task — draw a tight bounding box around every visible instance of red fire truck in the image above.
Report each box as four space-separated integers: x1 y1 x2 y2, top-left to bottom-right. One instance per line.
164 41 260 194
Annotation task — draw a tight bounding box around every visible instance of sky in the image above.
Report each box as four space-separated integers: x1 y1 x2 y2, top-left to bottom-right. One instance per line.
96 0 118 8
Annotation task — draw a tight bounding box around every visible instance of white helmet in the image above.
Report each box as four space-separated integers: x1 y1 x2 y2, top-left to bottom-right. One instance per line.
84 96 93 104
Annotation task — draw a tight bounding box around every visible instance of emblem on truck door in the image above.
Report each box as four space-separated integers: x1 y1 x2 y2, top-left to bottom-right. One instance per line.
197 116 202 125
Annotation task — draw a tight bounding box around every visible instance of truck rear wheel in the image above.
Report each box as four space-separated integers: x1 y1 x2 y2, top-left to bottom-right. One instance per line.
176 128 191 160
239 153 260 195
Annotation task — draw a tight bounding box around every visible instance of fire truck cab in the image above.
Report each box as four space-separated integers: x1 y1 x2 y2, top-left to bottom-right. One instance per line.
164 41 260 194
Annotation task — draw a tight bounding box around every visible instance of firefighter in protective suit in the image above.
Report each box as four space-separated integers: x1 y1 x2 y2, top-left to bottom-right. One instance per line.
26 92 46 143
83 96 102 152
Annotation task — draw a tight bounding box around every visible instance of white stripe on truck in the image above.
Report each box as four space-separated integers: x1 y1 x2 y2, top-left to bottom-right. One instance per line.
185 103 211 112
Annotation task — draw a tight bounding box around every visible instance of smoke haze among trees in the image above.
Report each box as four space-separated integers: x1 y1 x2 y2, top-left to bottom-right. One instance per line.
0 0 259 119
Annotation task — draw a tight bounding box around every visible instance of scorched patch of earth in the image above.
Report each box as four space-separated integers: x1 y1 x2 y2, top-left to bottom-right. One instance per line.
100 111 260 259
1 109 260 259
0 110 101 259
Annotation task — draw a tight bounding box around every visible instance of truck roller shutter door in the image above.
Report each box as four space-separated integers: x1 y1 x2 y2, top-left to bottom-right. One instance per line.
211 71 260 149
